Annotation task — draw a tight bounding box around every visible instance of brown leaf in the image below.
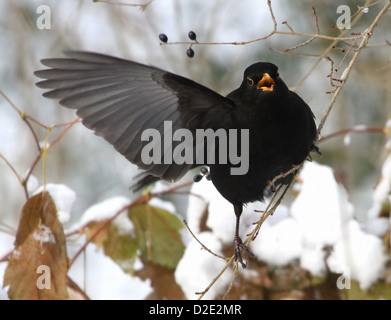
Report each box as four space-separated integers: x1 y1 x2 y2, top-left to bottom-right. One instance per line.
3 192 68 300
135 261 185 300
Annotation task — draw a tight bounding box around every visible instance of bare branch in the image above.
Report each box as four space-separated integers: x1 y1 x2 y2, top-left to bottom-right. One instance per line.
317 0 391 136
92 0 154 11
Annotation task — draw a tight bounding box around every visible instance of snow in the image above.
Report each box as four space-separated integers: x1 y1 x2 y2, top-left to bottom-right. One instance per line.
178 161 388 294
67 241 152 300
291 162 387 289
300 245 327 277
291 162 354 247
343 134 351 146
341 68 349 81
187 178 286 245
251 216 303 267
1 162 388 299
327 220 387 290
71 196 133 236
34 183 76 224
33 224 56 245
174 232 233 300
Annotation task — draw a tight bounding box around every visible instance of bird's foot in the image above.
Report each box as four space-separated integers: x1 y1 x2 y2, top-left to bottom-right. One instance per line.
311 144 322 157
234 235 254 268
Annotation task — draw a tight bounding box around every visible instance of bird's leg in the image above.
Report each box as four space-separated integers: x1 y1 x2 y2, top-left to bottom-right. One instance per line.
233 204 254 268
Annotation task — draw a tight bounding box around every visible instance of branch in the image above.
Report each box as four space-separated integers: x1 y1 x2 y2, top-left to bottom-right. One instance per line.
183 220 228 261
92 0 154 10
318 125 387 143
317 0 391 136
283 6 320 52
161 0 364 48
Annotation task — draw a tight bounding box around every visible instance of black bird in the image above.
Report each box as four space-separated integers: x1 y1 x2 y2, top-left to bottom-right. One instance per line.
35 51 319 267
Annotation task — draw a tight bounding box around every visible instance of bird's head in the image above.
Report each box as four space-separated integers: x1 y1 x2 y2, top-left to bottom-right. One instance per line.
240 62 287 97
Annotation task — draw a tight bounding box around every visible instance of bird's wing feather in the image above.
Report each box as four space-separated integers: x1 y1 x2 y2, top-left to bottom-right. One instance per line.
35 51 235 183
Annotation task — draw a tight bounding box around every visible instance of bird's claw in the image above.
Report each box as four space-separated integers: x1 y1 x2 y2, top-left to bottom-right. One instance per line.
234 236 254 268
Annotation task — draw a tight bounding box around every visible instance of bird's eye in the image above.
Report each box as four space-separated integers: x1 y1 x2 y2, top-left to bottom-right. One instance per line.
247 77 254 86
276 72 279 79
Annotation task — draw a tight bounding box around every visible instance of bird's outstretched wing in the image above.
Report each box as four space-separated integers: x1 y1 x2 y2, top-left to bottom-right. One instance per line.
35 51 235 185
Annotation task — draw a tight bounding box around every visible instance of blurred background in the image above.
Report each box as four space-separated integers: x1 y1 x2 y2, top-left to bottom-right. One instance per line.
0 0 390 299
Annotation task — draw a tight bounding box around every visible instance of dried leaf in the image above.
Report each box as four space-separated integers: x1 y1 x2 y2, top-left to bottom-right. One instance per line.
3 192 68 300
135 262 185 300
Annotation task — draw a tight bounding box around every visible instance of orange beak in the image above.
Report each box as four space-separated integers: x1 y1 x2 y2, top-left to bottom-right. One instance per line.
257 73 275 91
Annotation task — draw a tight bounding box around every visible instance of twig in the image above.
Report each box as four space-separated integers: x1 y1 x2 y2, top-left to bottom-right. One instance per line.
284 6 320 52
318 126 387 143
46 117 80 152
0 154 23 186
222 262 239 300
161 0 363 48
0 89 82 200
325 56 343 94
317 0 391 136
183 220 228 261
293 0 373 92
92 0 154 10
196 255 235 299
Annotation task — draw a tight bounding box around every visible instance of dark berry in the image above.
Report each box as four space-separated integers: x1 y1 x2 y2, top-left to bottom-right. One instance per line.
188 31 197 41
159 33 168 43
193 173 203 183
186 48 195 58
200 166 209 174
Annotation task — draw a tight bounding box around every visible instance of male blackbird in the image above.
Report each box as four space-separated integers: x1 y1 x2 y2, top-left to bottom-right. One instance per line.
35 51 319 267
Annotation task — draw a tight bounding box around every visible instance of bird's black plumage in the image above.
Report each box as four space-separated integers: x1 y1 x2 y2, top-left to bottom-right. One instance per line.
35 51 319 267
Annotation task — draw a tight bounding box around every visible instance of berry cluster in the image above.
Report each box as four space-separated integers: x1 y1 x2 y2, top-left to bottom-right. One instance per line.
193 166 211 183
158 31 198 58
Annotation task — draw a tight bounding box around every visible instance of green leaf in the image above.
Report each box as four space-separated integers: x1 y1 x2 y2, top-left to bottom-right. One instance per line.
129 204 184 269
85 220 138 274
